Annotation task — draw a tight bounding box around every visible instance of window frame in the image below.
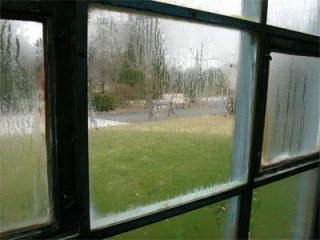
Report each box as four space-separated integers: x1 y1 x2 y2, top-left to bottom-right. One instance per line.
0 0 319 239
0 8 61 238
256 41 319 176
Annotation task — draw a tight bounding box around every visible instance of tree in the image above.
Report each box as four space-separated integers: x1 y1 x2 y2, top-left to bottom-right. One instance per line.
0 20 34 113
88 15 123 95
117 16 169 119
88 14 170 115
1 20 45 114
0 20 14 113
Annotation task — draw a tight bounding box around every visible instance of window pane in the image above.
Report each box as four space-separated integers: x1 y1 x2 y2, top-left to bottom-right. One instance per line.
88 4 255 228
111 198 237 239
153 0 261 22
262 53 320 167
267 0 320 36
250 168 319 239
0 20 50 234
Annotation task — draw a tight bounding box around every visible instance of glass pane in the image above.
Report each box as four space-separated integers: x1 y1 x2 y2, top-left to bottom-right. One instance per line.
153 0 261 22
267 0 320 36
0 20 50 234
250 168 319 239
261 53 320 166
111 198 237 239
88 4 255 228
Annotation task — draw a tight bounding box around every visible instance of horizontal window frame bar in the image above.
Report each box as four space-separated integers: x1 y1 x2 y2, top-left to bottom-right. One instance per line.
0 10 50 22
89 185 246 239
3 1 320 48
94 0 261 33
88 161 319 239
94 0 320 47
269 37 320 57
254 161 319 188
258 152 320 176
1 225 62 240
1 1 54 19
266 25 319 44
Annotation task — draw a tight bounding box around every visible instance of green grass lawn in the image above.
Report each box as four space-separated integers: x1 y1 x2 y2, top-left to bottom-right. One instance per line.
0 114 309 238
89 115 234 215
0 133 49 232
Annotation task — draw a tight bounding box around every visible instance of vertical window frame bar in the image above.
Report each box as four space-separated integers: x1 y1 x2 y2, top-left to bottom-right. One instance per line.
50 1 81 236
312 182 320 239
74 1 91 238
236 0 269 238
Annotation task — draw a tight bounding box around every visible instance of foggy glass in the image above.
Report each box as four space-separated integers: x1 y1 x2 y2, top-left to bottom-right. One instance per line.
110 198 237 239
262 53 320 166
0 20 50 234
153 0 261 22
250 168 318 239
267 0 320 36
88 4 255 228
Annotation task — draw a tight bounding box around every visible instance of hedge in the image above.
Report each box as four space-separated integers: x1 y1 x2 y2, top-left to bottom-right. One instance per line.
91 92 117 111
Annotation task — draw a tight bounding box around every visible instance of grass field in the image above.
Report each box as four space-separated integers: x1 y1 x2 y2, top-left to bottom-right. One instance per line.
0 132 50 232
0 114 313 238
89 115 234 216
88 114 309 239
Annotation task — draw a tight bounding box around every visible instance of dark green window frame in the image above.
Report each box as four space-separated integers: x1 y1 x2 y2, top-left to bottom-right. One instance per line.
0 0 319 239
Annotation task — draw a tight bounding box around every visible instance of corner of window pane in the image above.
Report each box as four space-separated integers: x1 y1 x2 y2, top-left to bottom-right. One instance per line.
250 168 319 239
267 0 320 36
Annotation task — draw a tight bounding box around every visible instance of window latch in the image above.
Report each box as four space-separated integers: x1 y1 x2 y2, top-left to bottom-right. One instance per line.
265 54 272 61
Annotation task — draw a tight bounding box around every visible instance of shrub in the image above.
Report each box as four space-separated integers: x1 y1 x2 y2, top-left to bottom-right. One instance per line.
92 92 117 111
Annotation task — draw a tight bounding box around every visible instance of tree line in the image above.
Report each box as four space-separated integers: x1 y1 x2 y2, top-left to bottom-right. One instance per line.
0 20 42 114
88 14 235 113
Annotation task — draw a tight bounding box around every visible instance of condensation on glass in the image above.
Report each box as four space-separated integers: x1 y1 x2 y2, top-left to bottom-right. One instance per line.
153 0 261 22
110 197 237 239
267 0 320 36
88 4 255 229
0 20 50 234
261 53 320 167
250 168 319 239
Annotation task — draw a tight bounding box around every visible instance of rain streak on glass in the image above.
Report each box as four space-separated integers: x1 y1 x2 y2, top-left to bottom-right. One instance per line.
0 20 50 233
88 4 255 228
262 53 320 166
268 0 320 36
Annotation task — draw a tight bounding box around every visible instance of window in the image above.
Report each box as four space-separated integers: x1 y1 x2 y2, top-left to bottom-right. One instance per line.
0 19 51 235
0 1 319 239
88 4 255 229
262 53 319 167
